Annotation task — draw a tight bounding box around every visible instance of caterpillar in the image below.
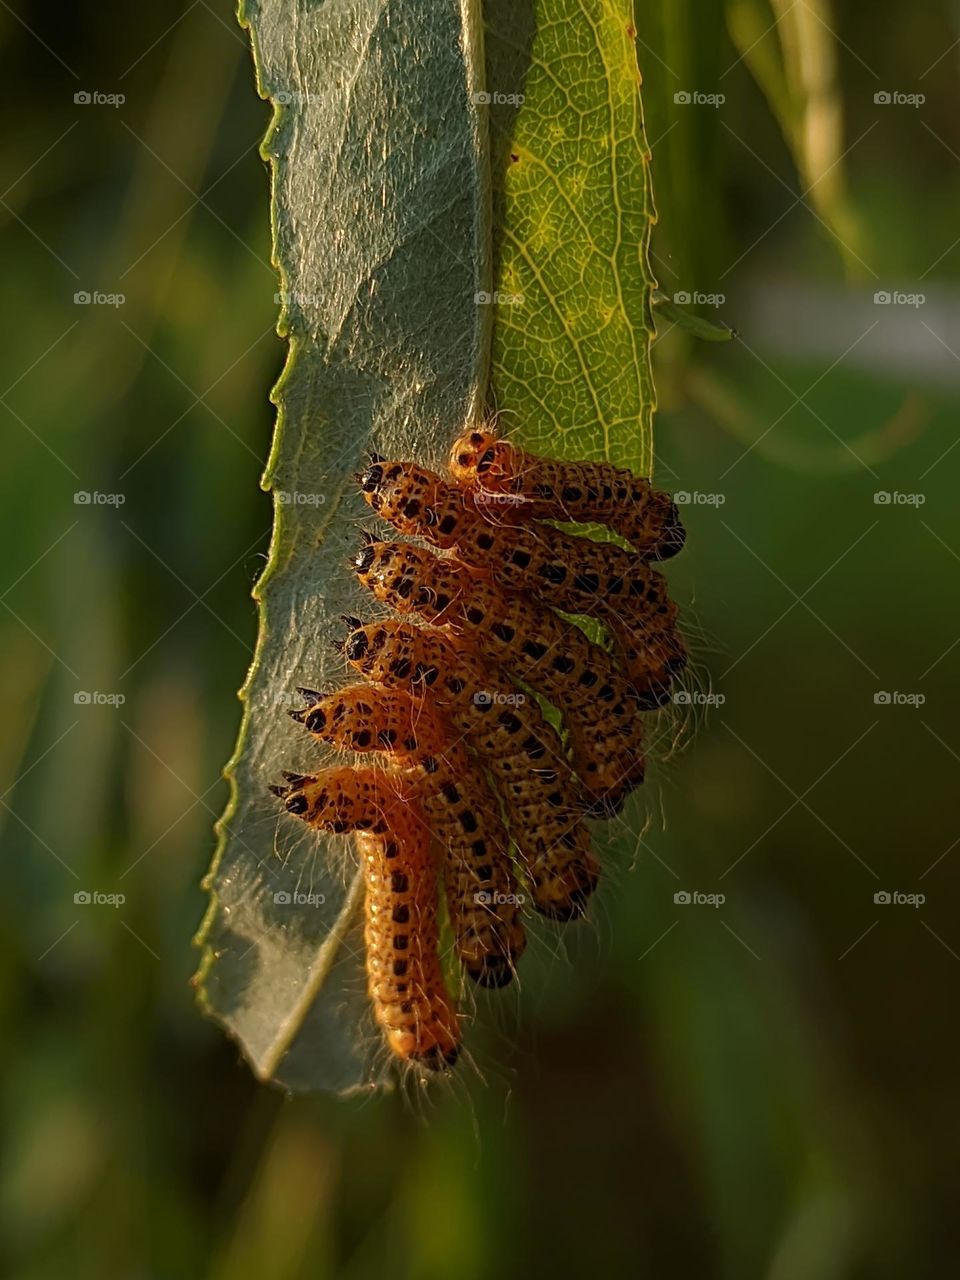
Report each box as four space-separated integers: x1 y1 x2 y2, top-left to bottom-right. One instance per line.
353 538 647 815
448 428 686 561
269 766 460 1069
357 461 678 648
336 617 600 919
607 617 689 709
290 685 527 985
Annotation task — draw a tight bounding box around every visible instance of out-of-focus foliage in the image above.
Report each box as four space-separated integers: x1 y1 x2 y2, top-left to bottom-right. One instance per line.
2 1 960 1277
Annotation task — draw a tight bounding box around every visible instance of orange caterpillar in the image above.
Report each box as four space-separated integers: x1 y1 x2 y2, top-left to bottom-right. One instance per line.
449 428 686 561
337 617 600 919
291 685 527 985
269 766 460 1069
353 538 647 814
357 461 678 648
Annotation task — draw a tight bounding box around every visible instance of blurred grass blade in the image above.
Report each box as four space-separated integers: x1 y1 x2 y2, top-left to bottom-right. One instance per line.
726 0 866 275
195 0 492 1094
485 0 660 474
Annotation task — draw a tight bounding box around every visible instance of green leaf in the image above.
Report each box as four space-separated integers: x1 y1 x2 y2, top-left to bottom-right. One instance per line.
197 0 663 1094
486 0 659 475
195 0 493 1095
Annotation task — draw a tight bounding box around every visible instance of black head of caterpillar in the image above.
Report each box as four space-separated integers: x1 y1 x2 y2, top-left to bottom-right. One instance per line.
449 428 686 562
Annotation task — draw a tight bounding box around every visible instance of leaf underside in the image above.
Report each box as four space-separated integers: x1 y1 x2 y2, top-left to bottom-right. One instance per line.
196 0 658 1095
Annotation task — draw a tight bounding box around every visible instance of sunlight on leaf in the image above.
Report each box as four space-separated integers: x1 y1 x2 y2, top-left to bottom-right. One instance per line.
197 0 663 1094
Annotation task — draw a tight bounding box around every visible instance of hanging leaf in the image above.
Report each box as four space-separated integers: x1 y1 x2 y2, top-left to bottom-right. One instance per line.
195 0 492 1094
196 0 662 1094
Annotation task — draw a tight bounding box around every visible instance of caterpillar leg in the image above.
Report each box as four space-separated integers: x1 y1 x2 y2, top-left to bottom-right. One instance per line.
271 767 460 1069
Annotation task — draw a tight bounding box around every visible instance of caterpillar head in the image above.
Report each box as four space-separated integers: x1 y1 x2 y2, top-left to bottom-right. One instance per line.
353 538 465 624
270 765 399 833
356 459 449 537
292 684 449 759
449 429 516 488
340 618 441 691
646 496 687 562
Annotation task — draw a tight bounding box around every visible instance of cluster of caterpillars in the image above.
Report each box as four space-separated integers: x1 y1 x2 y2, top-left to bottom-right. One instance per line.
271 428 686 1073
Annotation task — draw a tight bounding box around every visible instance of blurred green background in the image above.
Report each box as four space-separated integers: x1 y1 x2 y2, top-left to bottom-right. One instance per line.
2 1 959 1276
